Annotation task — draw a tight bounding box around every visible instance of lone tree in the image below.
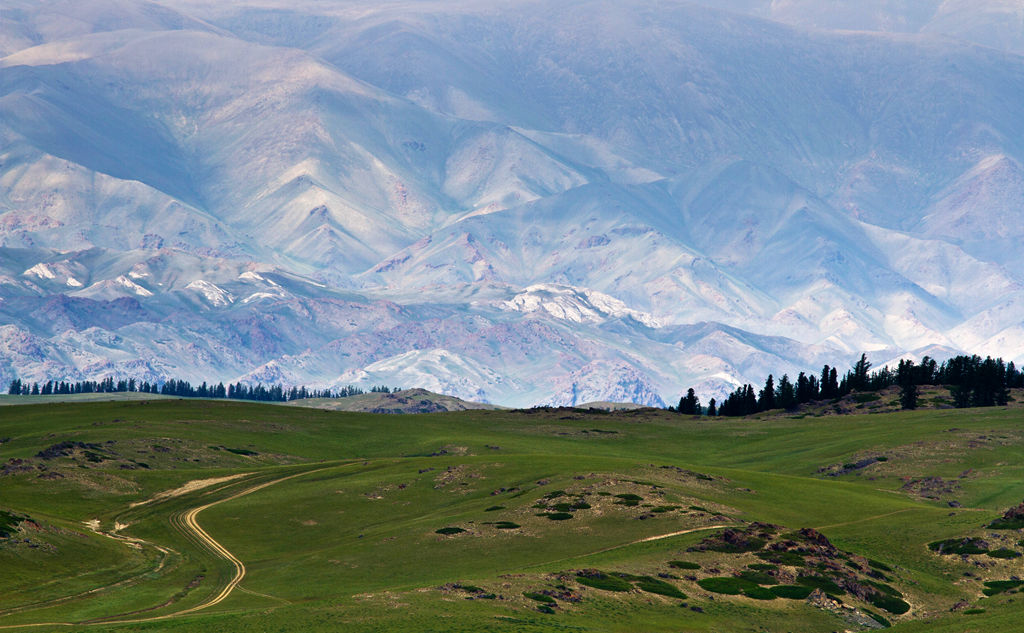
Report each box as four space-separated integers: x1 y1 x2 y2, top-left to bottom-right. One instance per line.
678 388 701 415
706 397 717 416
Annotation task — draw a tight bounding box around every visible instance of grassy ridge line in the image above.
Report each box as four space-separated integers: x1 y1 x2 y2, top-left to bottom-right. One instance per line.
0 393 179 406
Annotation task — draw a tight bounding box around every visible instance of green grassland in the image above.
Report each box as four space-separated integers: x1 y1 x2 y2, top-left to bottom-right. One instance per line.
0 398 1022 632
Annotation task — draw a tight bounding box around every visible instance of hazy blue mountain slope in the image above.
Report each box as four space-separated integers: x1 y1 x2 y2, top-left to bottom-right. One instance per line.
1 0 1023 405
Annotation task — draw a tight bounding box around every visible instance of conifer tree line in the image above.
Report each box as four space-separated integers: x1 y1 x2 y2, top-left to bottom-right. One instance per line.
6 377 399 402
677 353 1023 417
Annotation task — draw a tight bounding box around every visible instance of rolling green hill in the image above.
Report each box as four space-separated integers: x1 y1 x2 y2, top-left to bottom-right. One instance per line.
0 400 1022 632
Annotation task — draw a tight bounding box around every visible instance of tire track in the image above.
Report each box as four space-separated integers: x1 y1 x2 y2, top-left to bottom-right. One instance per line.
108 467 335 623
0 464 343 629
522 523 731 570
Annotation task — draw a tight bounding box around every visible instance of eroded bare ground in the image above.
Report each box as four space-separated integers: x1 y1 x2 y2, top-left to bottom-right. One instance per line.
130 473 254 508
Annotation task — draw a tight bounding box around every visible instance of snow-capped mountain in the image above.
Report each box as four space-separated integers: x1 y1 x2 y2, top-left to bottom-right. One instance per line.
2 0 1024 406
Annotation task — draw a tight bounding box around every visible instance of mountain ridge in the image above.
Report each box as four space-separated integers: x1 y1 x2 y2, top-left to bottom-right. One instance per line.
2 0 1023 406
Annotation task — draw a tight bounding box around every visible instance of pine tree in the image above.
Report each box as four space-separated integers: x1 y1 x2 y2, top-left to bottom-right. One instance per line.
852 353 871 391
777 374 796 410
678 388 700 415
897 359 918 410
757 375 776 411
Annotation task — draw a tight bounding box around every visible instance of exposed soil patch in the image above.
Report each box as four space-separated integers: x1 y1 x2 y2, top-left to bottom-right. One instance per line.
130 473 252 508
433 465 482 491
901 476 961 500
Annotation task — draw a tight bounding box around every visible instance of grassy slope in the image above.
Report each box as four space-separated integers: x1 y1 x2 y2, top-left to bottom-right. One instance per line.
0 400 1021 632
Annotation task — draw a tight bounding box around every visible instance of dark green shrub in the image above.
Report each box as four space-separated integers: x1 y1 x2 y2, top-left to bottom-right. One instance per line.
436 527 466 535
551 503 574 512
576 572 633 592
987 548 1021 559
524 592 555 603
742 585 777 600
544 490 567 499
963 608 986 614
635 577 686 599
485 505 504 512
651 505 680 513
493 522 520 529
668 560 700 570
982 580 1024 596
614 499 640 507
222 447 258 456
854 393 880 403
737 570 777 585
697 577 757 595
796 575 844 595
869 593 910 614
688 505 709 512
769 585 814 599
544 512 573 521
570 500 591 510
615 493 643 501
0 510 23 538
747 563 777 571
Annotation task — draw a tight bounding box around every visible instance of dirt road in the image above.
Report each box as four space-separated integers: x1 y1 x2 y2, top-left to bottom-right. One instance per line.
0 465 338 629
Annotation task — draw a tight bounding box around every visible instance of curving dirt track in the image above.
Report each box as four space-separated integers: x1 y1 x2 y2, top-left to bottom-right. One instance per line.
0 465 338 629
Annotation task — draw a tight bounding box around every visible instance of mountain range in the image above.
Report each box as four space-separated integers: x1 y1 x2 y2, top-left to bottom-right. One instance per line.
2 0 1023 407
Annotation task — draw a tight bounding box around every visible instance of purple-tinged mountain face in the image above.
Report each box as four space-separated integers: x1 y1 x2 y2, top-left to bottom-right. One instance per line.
1 0 1022 406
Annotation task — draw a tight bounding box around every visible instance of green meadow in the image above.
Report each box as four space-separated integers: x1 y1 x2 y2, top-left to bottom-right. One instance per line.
0 398 1022 632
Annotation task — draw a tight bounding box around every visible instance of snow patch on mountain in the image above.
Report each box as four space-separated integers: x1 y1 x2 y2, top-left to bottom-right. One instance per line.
185 280 234 307
499 284 661 328
76 276 154 299
23 263 56 280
